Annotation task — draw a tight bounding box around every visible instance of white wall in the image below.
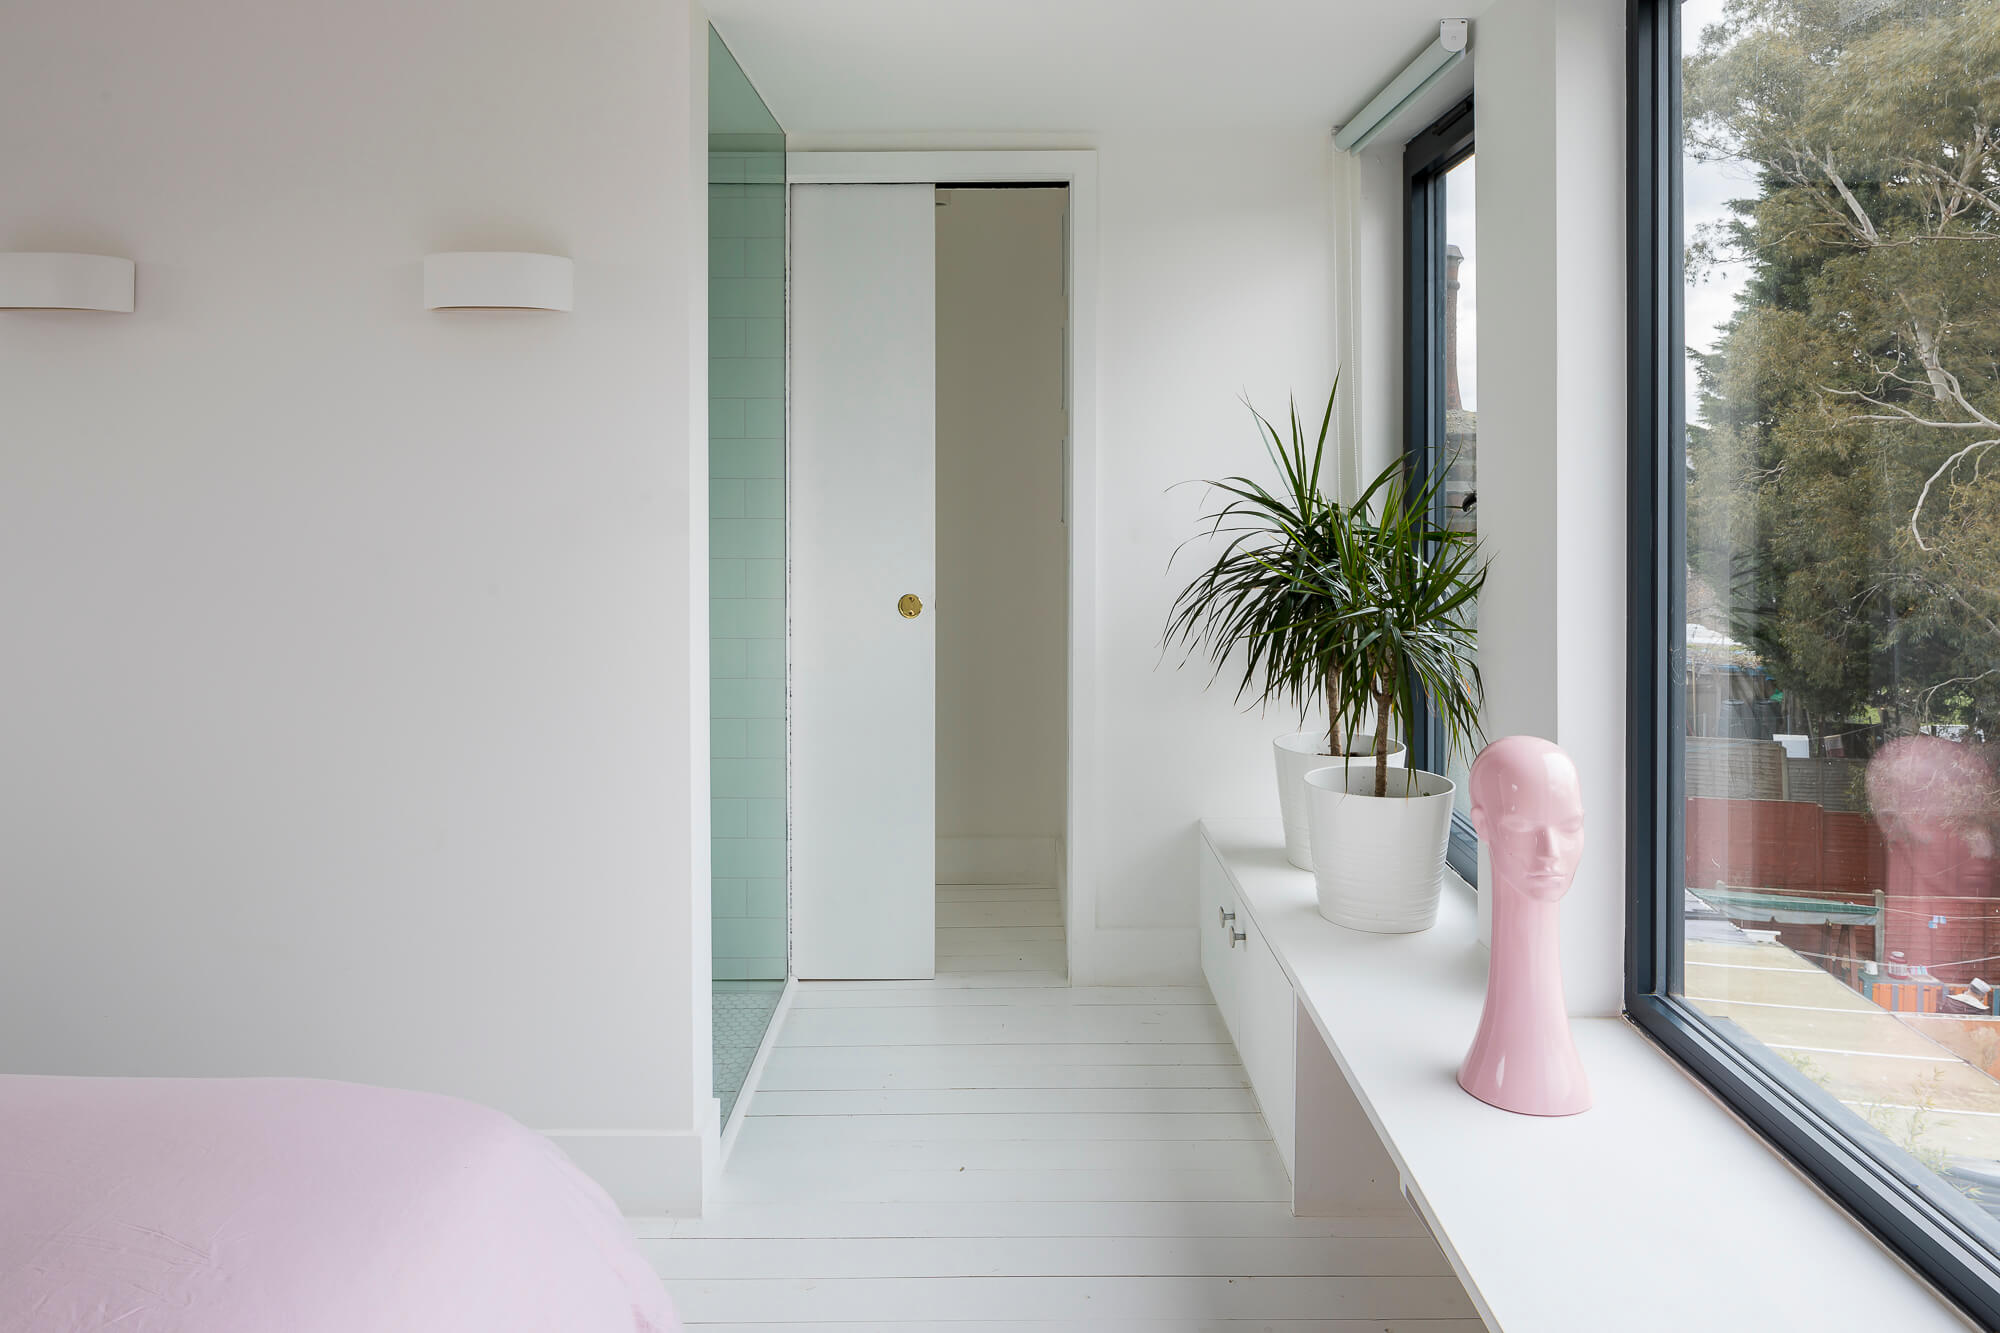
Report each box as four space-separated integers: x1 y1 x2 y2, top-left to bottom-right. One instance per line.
935 187 1068 854
1087 132 1338 970
0 0 715 1211
1474 0 1628 1015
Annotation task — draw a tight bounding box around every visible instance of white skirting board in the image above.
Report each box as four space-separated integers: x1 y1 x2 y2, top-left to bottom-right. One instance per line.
937 835 1060 885
547 1110 715 1218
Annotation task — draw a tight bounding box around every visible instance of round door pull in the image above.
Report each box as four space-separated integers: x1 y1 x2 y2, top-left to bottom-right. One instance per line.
898 593 923 619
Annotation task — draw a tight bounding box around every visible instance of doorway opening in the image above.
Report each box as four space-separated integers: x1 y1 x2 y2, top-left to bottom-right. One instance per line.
933 185 1070 980
789 179 1072 983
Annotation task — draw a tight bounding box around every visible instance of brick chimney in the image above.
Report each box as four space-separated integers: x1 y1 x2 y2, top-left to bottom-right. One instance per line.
1444 243 1464 412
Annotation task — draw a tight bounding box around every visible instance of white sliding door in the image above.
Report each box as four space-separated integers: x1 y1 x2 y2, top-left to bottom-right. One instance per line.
790 184 936 980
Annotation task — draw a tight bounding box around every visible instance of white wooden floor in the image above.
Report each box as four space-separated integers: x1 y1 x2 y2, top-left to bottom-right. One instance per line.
648 882 1479 1332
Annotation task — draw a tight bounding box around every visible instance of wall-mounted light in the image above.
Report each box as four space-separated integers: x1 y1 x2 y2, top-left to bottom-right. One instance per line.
0 253 136 312
422 252 573 312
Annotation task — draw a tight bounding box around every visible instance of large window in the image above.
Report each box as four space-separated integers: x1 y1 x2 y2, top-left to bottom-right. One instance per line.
1405 98 1478 884
1629 0 2000 1317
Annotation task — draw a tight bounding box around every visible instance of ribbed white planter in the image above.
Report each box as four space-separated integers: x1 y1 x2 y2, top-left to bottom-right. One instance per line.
1304 767 1456 933
1273 731 1405 870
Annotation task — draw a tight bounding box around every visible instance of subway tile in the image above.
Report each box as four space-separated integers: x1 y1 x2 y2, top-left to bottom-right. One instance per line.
743 478 784 518
713 915 785 959
708 179 747 198
710 718 748 755
711 277 784 318
729 598 786 639
741 314 784 355
709 317 747 358
745 798 786 839
709 197 748 238
745 202 785 239
745 717 785 757
744 399 785 439
710 636 748 677
709 478 746 519
714 837 785 880
711 356 784 400
712 677 785 720
713 955 786 982
710 440 782 479
710 558 747 599
745 638 786 678
713 756 786 800
710 599 761 639
710 237 745 278
745 240 785 279
712 517 785 559
712 798 749 839
746 877 787 918
710 156 748 185
709 875 750 919
710 398 746 440
742 560 785 599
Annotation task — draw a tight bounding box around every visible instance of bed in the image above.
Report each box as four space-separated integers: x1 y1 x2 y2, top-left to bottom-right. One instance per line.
0 1075 678 1333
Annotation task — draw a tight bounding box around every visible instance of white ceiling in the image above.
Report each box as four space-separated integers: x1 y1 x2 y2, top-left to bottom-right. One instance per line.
705 0 1494 135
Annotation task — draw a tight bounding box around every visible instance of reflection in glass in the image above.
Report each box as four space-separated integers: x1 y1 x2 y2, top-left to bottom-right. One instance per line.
708 26 786 1125
1677 0 2000 1241
1441 154 1477 826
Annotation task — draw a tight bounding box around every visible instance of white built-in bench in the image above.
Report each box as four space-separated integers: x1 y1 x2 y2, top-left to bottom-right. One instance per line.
1198 817 1970 1331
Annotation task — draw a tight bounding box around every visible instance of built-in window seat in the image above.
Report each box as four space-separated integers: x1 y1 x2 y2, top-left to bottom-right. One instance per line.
1197 819 1970 1331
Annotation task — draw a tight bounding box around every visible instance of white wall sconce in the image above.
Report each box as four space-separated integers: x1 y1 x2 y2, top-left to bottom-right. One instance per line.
0 253 136 312
423 252 573 312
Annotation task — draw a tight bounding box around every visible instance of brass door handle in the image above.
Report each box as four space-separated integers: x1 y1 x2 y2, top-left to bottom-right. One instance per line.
898 593 923 619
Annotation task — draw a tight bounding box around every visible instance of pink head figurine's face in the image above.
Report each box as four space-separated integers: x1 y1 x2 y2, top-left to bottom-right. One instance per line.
1470 736 1586 902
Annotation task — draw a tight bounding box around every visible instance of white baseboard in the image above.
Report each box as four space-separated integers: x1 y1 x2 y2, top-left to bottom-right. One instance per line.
1068 924 1199 985
548 1106 715 1218
937 835 1059 885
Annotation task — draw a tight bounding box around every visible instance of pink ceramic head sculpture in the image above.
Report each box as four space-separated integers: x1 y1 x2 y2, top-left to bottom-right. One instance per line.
1865 735 1997 976
1457 735 1592 1116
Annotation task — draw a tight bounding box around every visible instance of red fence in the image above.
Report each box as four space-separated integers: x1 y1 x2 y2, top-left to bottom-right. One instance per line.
1687 797 2000 985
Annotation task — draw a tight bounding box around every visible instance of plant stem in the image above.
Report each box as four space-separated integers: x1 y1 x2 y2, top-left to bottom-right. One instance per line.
1374 680 1393 798
1324 673 1343 757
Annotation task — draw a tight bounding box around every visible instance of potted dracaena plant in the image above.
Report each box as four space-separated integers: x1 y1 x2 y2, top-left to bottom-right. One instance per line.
1298 455 1486 932
1162 383 1406 872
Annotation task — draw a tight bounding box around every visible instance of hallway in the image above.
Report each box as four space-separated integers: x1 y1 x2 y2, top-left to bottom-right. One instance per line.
648 883 1478 1330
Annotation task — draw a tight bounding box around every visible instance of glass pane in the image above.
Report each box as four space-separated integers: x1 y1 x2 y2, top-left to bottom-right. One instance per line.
1678 0 2000 1243
709 26 786 1125
1441 153 1477 825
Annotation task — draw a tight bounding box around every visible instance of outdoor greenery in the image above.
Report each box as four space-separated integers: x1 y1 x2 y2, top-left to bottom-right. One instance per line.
1684 0 2000 741
1163 388 1487 798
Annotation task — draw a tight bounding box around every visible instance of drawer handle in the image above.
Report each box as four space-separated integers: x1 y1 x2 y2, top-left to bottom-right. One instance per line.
1219 907 1236 929
1230 928 1247 948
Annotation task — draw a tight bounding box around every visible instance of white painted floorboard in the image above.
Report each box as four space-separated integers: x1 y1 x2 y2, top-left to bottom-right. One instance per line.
652 883 1477 1330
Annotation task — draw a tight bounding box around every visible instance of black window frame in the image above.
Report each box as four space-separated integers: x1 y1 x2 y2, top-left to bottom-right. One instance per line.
1402 95 1478 887
1625 0 2000 1320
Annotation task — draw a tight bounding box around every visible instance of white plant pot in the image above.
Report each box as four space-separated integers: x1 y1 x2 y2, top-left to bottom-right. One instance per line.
1304 766 1456 933
1273 731 1407 870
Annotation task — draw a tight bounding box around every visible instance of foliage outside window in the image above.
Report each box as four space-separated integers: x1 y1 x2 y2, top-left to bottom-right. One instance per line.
1632 0 2000 1316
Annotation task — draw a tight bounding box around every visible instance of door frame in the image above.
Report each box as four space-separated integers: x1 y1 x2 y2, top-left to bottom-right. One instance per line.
786 150 1104 983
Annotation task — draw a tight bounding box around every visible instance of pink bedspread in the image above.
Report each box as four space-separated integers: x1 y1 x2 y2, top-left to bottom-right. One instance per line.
0 1076 677 1333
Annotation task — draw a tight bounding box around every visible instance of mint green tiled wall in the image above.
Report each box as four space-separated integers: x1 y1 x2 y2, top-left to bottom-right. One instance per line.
710 123 786 982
